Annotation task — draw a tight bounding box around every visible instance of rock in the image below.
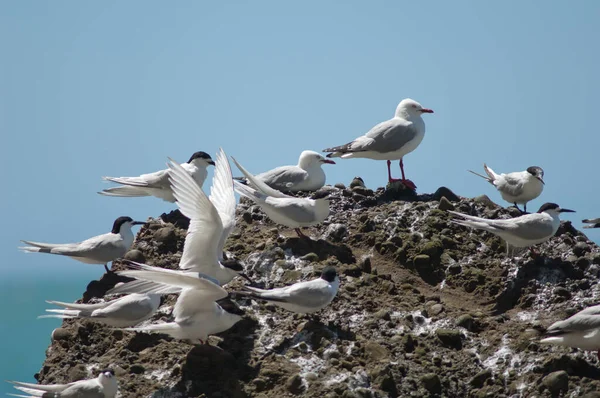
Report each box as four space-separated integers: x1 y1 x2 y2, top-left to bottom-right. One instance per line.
68 364 88 382
429 303 444 316
285 374 305 395
51 328 71 341
323 223 348 242
124 249 146 263
432 186 460 202
473 194 497 208
352 186 374 197
242 211 253 224
130 364 145 374
420 240 443 259
456 314 474 331
300 252 319 262
438 196 455 211
360 256 372 273
349 177 365 188
374 309 391 321
152 226 177 247
364 341 389 362
436 329 463 349
334 183 346 189
420 373 442 394
541 370 568 395
413 254 431 267
573 242 590 256
470 369 492 388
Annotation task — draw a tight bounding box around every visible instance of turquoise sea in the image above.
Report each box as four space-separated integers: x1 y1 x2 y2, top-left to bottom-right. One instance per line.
0 266 103 396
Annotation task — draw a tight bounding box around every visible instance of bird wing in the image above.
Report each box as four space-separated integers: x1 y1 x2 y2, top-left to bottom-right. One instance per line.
256 166 308 189
574 304 600 316
231 156 291 199
348 118 418 154
252 279 331 307
91 294 156 321
265 198 318 224
208 148 237 257
103 169 169 189
7 380 71 393
172 289 221 322
21 233 124 262
167 157 222 272
45 300 108 311
546 314 600 335
56 380 105 398
449 211 554 241
495 173 525 196
107 279 183 296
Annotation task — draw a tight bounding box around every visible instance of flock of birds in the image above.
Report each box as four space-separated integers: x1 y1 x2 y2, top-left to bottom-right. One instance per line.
8 98 600 397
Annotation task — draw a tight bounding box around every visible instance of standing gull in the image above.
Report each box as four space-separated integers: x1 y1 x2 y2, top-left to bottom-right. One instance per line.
232 156 331 238
238 150 335 192
540 304 600 359
323 98 433 190
19 216 145 272
39 293 161 327
468 164 544 213
7 369 118 398
449 203 575 256
99 151 215 203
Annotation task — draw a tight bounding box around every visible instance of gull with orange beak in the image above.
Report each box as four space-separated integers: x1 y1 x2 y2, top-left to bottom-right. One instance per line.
323 98 433 190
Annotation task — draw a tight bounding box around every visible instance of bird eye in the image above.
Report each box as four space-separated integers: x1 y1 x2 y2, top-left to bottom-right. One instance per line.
411 104 417 108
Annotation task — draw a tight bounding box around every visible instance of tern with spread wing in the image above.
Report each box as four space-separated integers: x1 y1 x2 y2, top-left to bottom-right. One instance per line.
540 304 600 359
7 369 118 398
232 156 331 238
117 264 242 344
323 98 433 190
449 203 575 256
99 151 214 202
468 164 544 213
236 267 339 314
237 150 335 192
39 293 160 328
19 216 145 272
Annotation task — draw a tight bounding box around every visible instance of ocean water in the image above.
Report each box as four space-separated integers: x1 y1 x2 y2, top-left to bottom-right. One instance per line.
0 266 102 396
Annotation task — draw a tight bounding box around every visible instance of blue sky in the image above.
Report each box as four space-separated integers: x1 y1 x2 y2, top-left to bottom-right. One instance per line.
1 0 599 388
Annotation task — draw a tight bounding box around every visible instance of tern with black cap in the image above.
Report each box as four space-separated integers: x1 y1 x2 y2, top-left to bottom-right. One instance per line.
323 98 433 190
99 151 215 203
449 203 575 256
582 218 600 229
235 267 340 314
19 216 145 272
468 164 545 213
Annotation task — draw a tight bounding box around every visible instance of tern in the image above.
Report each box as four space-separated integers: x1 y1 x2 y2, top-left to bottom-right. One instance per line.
468 164 544 213
583 218 600 229
7 369 118 398
99 151 214 203
323 98 433 190
449 203 575 256
235 267 339 314
20 216 145 272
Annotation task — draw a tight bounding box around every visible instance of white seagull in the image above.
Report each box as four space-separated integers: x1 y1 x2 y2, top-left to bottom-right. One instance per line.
323 98 433 190
468 164 545 213
99 151 214 203
540 304 600 360
7 369 118 398
39 293 161 328
449 202 575 256
117 265 242 344
236 267 339 314
232 156 331 238
238 150 335 193
583 218 600 229
19 216 145 272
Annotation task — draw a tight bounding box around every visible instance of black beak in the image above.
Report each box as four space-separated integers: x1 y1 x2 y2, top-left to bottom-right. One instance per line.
239 272 254 284
559 208 575 213
538 177 545 185
132 221 146 226
208 160 216 166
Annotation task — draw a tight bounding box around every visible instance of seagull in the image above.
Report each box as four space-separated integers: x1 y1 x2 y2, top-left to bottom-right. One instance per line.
7 369 118 398
540 304 600 360
583 218 600 229
117 265 242 344
99 151 215 203
468 164 545 213
237 150 335 192
235 267 339 314
322 98 433 190
39 293 161 327
231 156 331 238
19 216 145 272
105 149 249 297
449 202 575 256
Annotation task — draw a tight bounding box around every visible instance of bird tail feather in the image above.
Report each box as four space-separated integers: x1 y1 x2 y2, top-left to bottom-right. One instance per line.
98 186 150 198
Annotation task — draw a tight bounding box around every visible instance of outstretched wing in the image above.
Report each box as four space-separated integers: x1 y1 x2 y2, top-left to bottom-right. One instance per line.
208 148 237 258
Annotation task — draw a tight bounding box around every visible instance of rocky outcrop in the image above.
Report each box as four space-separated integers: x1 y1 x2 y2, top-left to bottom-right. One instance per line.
34 183 600 397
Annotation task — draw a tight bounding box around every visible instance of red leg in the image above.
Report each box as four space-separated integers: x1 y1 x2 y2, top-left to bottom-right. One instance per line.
387 160 401 183
399 159 417 190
